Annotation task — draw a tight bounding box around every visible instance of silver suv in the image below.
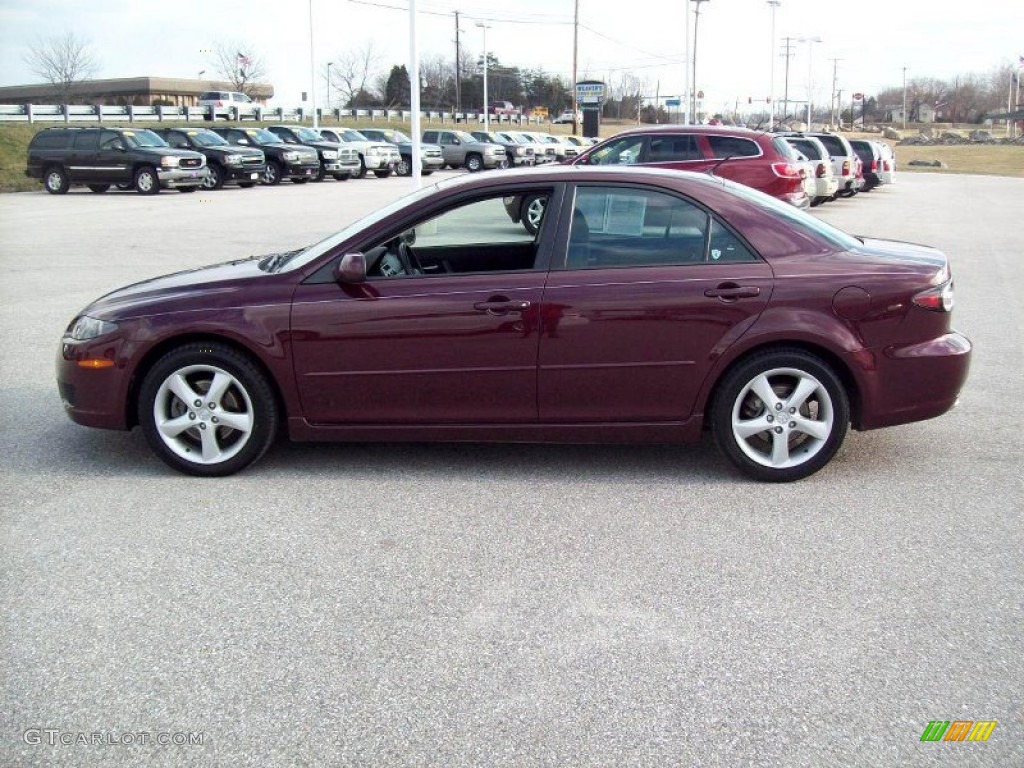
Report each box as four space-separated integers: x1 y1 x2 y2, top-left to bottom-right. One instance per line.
198 91 255 121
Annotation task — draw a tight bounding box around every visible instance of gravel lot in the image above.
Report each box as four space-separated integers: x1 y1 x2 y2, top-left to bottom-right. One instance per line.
1 172 1021 767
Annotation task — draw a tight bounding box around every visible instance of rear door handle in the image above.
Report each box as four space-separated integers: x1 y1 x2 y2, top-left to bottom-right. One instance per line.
704 285 761 300
473 298 532 315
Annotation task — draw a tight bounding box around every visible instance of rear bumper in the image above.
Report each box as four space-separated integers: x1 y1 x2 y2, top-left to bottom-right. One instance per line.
857 332 972 430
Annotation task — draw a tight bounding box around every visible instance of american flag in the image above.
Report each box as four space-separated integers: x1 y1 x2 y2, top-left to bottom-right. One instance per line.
237 52 252 68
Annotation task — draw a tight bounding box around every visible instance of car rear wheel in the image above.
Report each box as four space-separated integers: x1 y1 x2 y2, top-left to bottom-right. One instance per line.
138 343 278 477
711 349 849 482
520 195 547 235
87 184 110 194
44 166 69 194
395 157 411 176
202 165 224 190
134 166 159 195
354 157 367 179
373 169 392 179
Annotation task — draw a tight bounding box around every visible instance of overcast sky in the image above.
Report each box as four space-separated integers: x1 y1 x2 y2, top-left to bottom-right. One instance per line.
1 0 1021 112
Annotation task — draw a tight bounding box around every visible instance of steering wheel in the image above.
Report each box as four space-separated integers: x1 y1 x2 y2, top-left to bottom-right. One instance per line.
397 241 423 275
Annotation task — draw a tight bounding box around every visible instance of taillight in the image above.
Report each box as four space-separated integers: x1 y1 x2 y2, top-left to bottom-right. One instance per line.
841 159 850 176
216 100 224 107
870 159 879 172
913 281 955 312
771 162 801 179
883 160 891 171
816 162 826 178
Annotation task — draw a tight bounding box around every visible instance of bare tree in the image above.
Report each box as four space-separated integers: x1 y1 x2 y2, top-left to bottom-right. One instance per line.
24 32 98 104
329 43 383 107
213 43 267 98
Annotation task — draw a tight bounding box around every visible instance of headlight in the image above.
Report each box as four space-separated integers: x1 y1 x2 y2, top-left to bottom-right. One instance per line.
516 147 525 156
67 316 118 341
160 156 180 168
282 151 298 162
225 154 244 165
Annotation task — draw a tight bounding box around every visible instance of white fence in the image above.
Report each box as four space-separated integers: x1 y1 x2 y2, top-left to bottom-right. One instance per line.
0 103 549 126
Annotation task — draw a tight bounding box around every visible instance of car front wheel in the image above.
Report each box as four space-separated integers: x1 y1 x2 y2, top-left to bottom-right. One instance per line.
395 157 411 176
520 195 547 235
202 165 224 190
263 161 283 185
134 166 159 195
465 153 483 172
138 343 278 477
711 349 849 482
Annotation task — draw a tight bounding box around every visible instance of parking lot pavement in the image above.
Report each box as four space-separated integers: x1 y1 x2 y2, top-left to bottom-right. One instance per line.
1 173 1022 766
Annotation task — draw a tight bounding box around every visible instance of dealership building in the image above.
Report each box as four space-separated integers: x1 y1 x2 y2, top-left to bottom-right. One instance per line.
0 76 273 106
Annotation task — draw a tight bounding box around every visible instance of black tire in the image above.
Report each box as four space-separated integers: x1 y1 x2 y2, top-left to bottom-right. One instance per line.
292 177 308 184
396 156 411 176
138 342 279 477
263 160 283 185
373 169 392 179
238 181 257 188
178 186 199 193
202 165 225 190
134 166 160 195
44 166 69 195
354 157 367 179
87 184 110 194
315 164 327 182
710 349 849 482
332 174 350 182
465 153 483 172
519 194 547 235
422 170 434 176
116 182 132 191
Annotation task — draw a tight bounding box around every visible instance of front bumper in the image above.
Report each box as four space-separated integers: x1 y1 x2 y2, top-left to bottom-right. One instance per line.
158 167 209 188
285 162 321 179
57 336 131 430
225 164 266 183
482 154 507 169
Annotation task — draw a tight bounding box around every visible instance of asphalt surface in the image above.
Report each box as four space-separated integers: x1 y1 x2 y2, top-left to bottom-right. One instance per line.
1 170 1021 767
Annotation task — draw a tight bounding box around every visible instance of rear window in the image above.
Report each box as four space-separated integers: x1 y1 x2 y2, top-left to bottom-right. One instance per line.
707 136 760 159
771 137 799 161
73 132 100 150
814 135 846 156
785 138 820 159
31 131 70 149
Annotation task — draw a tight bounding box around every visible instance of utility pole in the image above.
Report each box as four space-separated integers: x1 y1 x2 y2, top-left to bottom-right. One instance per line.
902 65 908 131
828 57 841 127
572 0 579 134
454 11 461 113
780 36 796 123
766 0 780 128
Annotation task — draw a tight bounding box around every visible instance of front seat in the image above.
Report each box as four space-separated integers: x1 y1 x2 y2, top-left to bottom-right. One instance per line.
565 209 591 268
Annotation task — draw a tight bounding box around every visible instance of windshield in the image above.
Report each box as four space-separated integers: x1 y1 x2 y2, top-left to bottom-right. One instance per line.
244 128 282 144
123 129 167 148
719 177 862 250
274 183 442 273
339 129 367 141
189 130 229 147
386 130 411 143
293 127 323 142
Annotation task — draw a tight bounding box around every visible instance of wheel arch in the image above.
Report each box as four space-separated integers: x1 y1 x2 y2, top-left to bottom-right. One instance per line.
125 332 287 431
700 339 864 431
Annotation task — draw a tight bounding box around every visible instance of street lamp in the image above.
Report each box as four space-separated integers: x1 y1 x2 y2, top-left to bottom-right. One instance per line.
799 36 822 128
327 61 333 118
476 21 491 132
902 65 908 130
308 0 318 130
691 0 711 123
766 1 780 128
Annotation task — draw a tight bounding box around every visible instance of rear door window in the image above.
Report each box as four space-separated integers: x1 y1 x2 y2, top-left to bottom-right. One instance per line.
647 134 701 162
73 132 100 150
706 136 760 159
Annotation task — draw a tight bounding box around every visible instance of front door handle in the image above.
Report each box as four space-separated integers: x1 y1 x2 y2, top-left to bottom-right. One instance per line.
704 284 761 301
473 297 532 315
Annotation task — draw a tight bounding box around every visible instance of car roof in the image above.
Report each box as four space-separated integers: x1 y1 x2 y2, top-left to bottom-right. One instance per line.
611 124 772 138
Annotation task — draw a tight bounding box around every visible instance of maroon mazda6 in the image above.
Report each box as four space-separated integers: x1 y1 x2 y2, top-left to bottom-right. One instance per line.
57 166 971 481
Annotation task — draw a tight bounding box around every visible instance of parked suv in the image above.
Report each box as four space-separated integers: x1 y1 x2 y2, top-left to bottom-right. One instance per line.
266 125 359 181
421 129 506 172
211 127 321 184
152 127 265 190
26 126 208 195
849 139 884 191
315 128 399 179
803 132 863 197
197 91 255 121
572 125 809 208
781 134 839 206
355 128 444 176
471 131 533 166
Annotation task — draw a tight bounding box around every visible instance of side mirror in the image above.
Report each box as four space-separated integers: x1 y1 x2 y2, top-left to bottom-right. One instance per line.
335 252 367 284
452 137 461 145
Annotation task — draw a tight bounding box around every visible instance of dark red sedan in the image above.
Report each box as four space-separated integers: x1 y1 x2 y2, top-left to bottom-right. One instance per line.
57 166 971 481
569 125 810 209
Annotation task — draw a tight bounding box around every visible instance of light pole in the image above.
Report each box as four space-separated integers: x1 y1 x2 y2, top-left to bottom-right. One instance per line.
327 61 333 119
308 0 318 129
691 0 711 123
799 36 821 128
476 21 491 132
766 1 780 128
902 65 908 130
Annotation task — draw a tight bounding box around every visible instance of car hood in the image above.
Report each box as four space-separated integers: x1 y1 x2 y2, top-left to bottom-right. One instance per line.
82 256 281 321
206 146 264 158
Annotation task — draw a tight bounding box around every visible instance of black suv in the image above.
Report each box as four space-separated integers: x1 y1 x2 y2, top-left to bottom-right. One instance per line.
265 125 359 181
151 127 266 190
26 126 208 194
210 126 321 185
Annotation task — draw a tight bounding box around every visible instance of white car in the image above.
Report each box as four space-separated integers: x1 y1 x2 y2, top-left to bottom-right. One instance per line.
784 135 839 206
505 131 558 164
318 127 401 178
551 110 581 124
197 90 255 121
874 141 897 185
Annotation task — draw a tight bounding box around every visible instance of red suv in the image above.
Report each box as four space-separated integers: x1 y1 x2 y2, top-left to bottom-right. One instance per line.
570 125 810 209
